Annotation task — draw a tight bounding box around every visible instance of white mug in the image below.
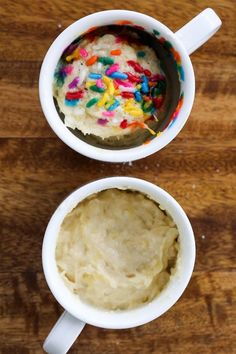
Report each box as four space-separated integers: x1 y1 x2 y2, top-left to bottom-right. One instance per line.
42 177 195 354
39 9 221 162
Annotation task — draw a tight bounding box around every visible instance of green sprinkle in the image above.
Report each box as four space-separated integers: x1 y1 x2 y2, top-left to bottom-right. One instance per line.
98 57 114 65
153 29 160 36
142 101 154 113
86 97 99 108
137 51 146 58
164 41 173 49
89 85 105 93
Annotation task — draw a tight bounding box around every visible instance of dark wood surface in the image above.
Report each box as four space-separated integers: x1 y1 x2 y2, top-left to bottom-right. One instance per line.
0 1 235 353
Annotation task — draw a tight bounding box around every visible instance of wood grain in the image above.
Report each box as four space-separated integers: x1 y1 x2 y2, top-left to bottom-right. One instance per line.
0 0 235 353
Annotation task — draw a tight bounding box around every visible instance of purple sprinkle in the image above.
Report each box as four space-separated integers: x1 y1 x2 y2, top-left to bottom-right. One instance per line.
63 43 78 56
97 118 108 126
68 77 80 89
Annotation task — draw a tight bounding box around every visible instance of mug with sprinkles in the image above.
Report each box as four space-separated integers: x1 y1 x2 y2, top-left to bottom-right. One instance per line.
39 9 221 162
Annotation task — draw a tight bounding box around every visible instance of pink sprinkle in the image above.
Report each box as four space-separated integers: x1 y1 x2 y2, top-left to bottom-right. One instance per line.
106 63 119 76
150 74 165 82
96 79 103 88
62 65 73 75
97 118 108 126
68 76 80 89
79 48 88 58
115 36 123 43
102 111 115 117
115 79 134 88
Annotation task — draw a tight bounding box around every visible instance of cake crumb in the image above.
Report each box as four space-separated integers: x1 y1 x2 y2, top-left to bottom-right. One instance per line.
201 234 206 239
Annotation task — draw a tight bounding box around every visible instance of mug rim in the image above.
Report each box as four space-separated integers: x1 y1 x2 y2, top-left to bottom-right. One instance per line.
39 10 195 162
42 177 195 329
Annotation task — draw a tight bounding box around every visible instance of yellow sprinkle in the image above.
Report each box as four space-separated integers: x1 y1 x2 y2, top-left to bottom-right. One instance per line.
97 92 109 107
66 48 80 62
114 89 120 96
136 84 141 89
108 81 115 95
85 81 95 88
147 127 156 135
103 76 111 87
124 107 143 117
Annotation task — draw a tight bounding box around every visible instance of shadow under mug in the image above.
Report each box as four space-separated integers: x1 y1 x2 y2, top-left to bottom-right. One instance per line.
42 177 196 354
39 8 221 162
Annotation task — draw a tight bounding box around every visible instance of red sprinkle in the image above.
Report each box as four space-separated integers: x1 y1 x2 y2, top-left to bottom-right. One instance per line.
127 60 144 73
144 69 152 77
125 72 140 83
120 119 128 129
120 92 134 98
153 95 164 108
65 90 84 100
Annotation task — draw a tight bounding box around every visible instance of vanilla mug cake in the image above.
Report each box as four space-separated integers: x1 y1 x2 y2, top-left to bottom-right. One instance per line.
56 189 179 310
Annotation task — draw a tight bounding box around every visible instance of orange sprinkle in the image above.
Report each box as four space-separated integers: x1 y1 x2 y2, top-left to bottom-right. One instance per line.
143 140 151 145
110 49 122 56
116 20 133 25
149 81 157 87
86 55 98 66
86 26 97 33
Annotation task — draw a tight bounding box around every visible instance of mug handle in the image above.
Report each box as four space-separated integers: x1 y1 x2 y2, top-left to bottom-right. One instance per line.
43 311 86 354
175 8 222 55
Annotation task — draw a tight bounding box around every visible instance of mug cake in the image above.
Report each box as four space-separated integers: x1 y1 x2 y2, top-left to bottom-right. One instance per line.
53 26 180 148
56 189 179 310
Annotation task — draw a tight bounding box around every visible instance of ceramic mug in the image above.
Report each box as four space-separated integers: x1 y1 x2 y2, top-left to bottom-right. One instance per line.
42 177 195 354
39 8 221 162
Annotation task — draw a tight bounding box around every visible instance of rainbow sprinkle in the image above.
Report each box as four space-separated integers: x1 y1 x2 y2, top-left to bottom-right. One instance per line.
54 31 181 140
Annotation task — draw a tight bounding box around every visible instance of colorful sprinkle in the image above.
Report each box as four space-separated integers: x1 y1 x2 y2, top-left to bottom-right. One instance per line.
102 111 115 117
66 48 80 62
65 90 84 100
96 79 103 88
115 79 133 88
106 63 120 76
107 99 120 111
120 119 128 129
86 97 99 108
121 92 134 99
65 99 79 106
97 118 108 126
144 69 151 77
134 91 142 102
98 57 114 65
61 65 74 75
137 51 146 58
97 92 109 107
127 60 144 73
79 48 88 58
109 72 128 80
115 36 123 43
68 77 80 89
125 72 140 83
86 55 98 66
89 85 105 93
88 73 102 79
110 49 121 56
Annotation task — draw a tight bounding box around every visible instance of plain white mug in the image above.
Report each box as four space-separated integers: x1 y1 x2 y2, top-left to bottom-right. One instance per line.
42 177 196 354
39 8 221 162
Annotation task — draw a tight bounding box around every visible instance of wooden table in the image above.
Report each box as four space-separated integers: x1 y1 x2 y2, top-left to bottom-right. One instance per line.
0 0 235 353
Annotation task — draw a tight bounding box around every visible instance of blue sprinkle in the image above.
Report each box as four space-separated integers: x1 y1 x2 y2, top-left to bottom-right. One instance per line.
109 72 128 80
107 99 120 111
141 82 149 94
134 91 142 102
65 99 79 106
137 51 146 58
178 66 185 81
141 75 148 84
88 73 102 80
